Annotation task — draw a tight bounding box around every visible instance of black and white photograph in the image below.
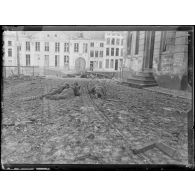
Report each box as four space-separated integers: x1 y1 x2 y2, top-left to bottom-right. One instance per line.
0 0 195 194
1 26 194 169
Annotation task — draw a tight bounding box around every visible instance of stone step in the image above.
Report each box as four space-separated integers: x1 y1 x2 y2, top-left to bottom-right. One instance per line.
121 81 158 89
131 74 157 81
135 71 154 77
127 77 157 84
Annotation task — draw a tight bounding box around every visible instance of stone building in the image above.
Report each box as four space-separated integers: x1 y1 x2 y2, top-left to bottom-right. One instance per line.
89 39 105 71
3 31 125 77
125 30 190 90
105 32 124 71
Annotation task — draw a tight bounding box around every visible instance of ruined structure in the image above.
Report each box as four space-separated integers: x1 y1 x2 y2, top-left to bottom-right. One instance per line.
125 30 190 90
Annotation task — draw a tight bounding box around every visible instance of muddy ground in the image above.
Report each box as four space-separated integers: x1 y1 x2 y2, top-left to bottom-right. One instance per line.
1 77 192 164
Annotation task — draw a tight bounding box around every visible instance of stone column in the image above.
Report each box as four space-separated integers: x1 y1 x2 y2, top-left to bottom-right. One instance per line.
134 31 157 87
126 31 158 88
142 31 155 71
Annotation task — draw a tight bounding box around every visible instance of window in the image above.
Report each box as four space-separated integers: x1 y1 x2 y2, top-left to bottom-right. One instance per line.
99 61 103 69
64 43 69 52
120 59 123 67
35 42 40 51
99 51 103 57
45 42 49 51
106 48 109 56
83 43 88 53
44 55 49 67
26 42 30 51
94 61 98 69
121 39 124 46
74 43 79 52
115 59 118 70
26 54 30 66
100 43 104 47
55 55 60 67
116 39 120 45
8 49 12 57
55 42 60 52
110 59 114 69
8 41 12 46
90 50 94 57
64 55 69 64
121 49 123 56
95 51 98 57
106 38 110 45
111 48 114 56
90 61 94 71
116 48 119 56
127 32 132 55
106 59 109 68
135 31 140 54
90 42 94 47
111 38 115 45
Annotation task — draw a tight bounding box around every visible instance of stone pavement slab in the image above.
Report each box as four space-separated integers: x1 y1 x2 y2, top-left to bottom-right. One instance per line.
144 86 192 100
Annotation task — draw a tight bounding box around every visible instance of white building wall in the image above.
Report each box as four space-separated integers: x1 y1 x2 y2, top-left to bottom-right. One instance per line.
89 40 105 72
4 31 125 76
70 39 90 72
104 32 125 72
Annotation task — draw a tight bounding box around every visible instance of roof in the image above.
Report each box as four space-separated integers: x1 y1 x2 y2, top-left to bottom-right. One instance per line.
4 31 124 41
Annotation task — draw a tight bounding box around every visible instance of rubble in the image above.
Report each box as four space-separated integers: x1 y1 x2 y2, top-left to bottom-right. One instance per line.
1 77 191 164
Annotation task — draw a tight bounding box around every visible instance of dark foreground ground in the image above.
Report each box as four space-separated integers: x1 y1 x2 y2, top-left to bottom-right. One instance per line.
1 77 192 165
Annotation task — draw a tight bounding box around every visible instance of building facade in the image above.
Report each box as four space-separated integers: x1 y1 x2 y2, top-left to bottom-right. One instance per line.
89 40 105 71
125 30 190 90
105 32 125 71
3 31 125 77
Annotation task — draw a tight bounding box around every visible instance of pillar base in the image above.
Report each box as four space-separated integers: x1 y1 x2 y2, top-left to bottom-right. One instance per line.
123 71 158 89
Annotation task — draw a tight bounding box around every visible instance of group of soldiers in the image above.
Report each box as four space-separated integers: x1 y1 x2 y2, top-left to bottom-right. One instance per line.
59 81 105 99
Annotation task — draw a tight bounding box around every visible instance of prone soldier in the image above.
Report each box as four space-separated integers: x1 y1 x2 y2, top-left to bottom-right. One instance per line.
71 82 81 96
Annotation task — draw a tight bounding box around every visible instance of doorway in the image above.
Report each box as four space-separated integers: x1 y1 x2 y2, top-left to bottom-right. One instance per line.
90 61 94 71
115 59 118 70
75 57 86 73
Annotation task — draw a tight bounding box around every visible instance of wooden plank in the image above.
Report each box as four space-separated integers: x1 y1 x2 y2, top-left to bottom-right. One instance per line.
132 143 156 154
155 142 181 160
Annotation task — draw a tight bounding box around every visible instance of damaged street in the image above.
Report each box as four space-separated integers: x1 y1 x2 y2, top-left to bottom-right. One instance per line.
1 76 192 165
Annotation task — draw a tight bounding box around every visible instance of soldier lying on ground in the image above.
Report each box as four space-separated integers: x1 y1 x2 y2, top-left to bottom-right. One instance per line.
88 83 106 99
71 82 81 96
46 83 70 96
47 82 81 99
21 83 70 101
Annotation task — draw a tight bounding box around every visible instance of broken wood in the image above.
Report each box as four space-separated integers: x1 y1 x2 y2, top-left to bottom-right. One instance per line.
155 142 181 160
132 143 156 154
132 141 181 161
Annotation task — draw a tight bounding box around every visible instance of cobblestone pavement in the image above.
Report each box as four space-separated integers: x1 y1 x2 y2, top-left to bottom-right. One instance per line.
144 86 192 100
1 77 192 164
